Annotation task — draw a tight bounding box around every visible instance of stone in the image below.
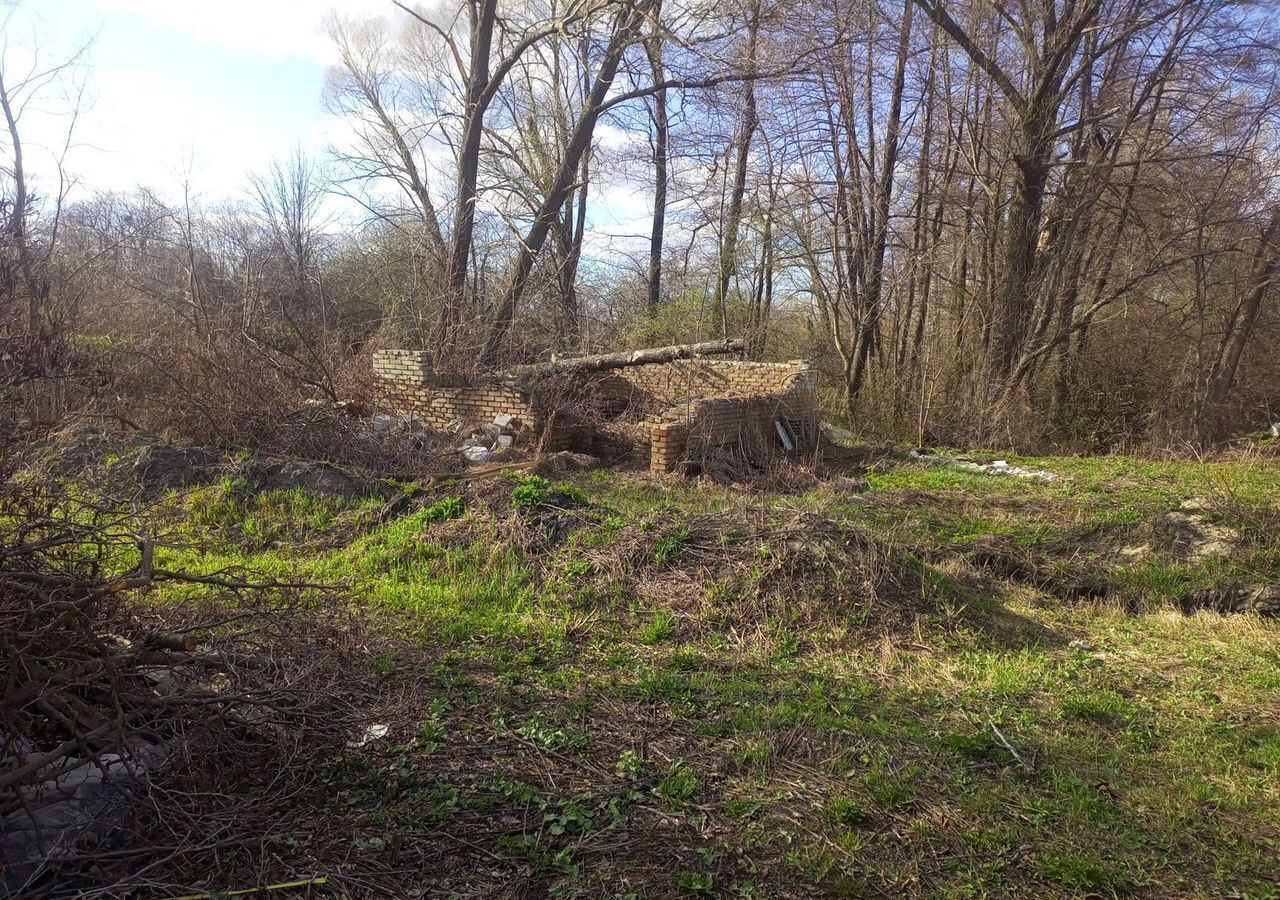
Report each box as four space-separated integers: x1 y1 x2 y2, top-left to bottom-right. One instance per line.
1191 582 1280 615
907 450 1058 482
1165 509 1238 559
830 474 870 493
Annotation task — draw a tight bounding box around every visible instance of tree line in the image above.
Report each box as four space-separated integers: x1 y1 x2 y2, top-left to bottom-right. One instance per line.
3 0 1280 451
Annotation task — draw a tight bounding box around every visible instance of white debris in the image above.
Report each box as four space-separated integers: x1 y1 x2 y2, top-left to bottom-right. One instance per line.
774 419 796 451
348 724 389 749
462 445 493 463
495 434 515 448
821 421 858 444
369 413 423 435
494 413 516 428
907 450 1059 482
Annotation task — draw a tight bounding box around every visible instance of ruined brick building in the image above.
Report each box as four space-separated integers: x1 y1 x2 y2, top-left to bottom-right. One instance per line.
372 342 818 472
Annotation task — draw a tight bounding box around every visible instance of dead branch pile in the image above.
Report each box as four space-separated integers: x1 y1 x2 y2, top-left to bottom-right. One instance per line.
527 374 648 460
674 401 821 486
0 482 378 897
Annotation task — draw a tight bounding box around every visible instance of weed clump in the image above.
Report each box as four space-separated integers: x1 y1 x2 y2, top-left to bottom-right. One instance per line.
509 473 588 509
422 496 465 523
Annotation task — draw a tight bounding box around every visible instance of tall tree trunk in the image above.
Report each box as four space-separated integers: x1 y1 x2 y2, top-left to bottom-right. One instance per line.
749 166 776 356
645 17 668 313
713 0 761 336
1196 208 1280 443
0 70 41 329
480 0 652 366
847 0 913 402
993 110 1054 383
439 0 499 355
557 151 590 347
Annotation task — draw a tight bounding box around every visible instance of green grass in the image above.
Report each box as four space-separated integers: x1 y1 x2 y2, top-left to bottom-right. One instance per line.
120 451 1280 897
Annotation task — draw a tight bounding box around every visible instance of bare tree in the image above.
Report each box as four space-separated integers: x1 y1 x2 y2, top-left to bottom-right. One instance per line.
480 0 658 365
644 6 670 312
712 0 762 337
0 36 88 329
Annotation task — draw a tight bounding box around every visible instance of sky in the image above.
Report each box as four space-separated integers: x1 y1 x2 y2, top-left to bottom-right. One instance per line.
4 0 389 200
1 0 657 261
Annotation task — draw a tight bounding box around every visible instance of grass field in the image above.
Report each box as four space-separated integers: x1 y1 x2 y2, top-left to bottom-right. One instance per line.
129 448 1280 898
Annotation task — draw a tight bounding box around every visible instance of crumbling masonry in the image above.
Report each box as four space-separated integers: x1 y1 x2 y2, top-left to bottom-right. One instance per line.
372 346 819 472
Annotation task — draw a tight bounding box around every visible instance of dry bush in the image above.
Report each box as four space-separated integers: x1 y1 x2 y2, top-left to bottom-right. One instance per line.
93 330 343 445
0 482 389 898
75 328 448 475
527 373 647 460
0 326 93 437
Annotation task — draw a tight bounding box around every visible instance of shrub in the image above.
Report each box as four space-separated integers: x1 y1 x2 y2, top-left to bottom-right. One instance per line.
510 474 587 509
422 496 465 523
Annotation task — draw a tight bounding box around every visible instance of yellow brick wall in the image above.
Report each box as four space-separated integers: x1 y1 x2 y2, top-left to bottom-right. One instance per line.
371 351 818 470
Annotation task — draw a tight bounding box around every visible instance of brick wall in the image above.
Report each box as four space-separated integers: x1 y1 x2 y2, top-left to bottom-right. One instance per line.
372 350 818 470
649 420 688 472
636 361 818 472
598 359 815 407
372 350 540 433
644 378 818 473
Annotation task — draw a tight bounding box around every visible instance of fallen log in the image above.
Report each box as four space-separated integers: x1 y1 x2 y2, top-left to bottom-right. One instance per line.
503 339 745 382
144 631 200 652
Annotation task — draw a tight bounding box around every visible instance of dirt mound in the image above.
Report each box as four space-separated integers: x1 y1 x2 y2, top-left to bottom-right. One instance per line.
448 473 923 638
577 508 923 638
110 441 396 501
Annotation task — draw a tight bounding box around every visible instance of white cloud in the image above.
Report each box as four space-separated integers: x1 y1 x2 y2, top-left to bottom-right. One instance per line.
83 0 404 64
64 71 281 198
3 0 427 202
2 0 671 249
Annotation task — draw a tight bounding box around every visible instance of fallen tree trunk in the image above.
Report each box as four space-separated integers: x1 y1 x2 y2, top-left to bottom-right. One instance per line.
504 339 745 382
